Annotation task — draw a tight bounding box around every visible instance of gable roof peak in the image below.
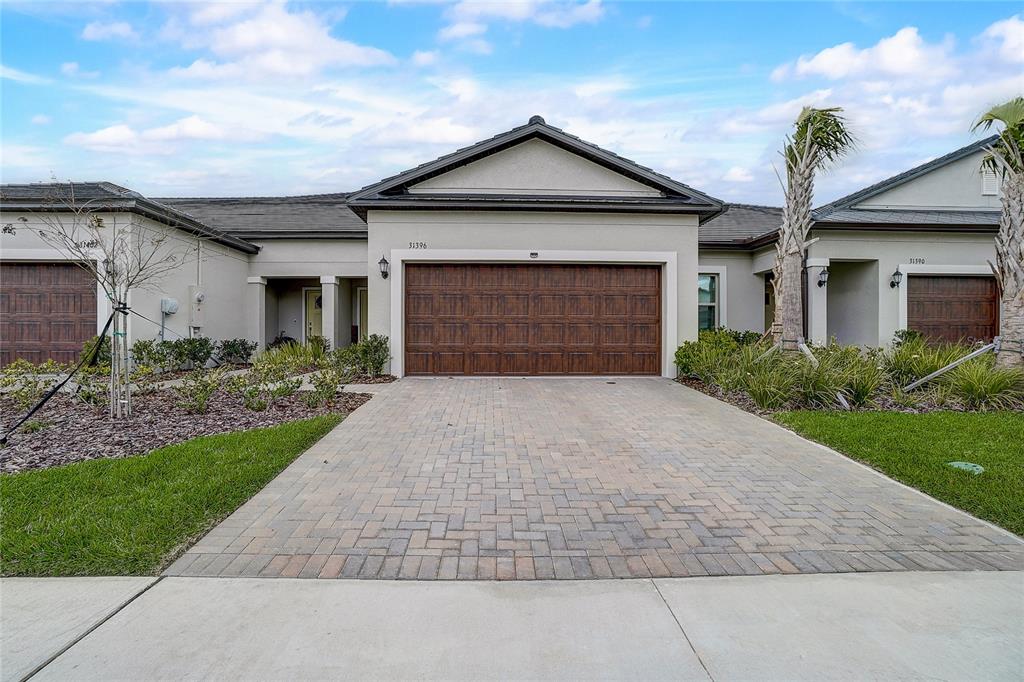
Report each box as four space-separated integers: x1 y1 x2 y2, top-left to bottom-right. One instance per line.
528 114 546 125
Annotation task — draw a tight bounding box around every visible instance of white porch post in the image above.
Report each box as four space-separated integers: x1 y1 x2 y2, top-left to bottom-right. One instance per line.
320 275 339 349
247 276 267 351
806 258 829 345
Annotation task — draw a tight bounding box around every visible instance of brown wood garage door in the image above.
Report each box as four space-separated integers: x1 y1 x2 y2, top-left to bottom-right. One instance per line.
405 263 661 375
907 275 998 343
0 262 97 366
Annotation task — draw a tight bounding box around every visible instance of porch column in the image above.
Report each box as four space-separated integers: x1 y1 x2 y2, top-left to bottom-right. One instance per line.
247 276 267 351
806 258 829 345
320 275 339 349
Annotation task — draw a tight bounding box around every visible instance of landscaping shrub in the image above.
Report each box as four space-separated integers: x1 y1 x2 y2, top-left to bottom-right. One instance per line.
795 355 847 409
173 368 225 414
303 367 344 408
171 337 216 370
945 359 1024 411
130 339 166 369
675 328 760 377
330 344 361 377
74 366 109 407
307 334 330 355
0 359 64 412
744 361 798 410
217 338 257 365
357 334 390 376
256 341 328 374
225 358 302 412
80 335 111 366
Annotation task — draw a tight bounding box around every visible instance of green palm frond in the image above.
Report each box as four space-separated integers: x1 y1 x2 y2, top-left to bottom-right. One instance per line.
972 96 1024 175
786 106 856 171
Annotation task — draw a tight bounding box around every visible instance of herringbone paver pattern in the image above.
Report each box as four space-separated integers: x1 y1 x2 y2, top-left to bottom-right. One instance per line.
167 378 1024 579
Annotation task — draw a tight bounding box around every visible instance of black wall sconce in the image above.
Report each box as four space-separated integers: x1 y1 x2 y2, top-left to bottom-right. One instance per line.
889 269 903 288
816 268 829 288
378 256 390 279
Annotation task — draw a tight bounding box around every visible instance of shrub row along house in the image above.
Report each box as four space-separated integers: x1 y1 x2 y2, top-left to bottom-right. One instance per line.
0 116 1005 376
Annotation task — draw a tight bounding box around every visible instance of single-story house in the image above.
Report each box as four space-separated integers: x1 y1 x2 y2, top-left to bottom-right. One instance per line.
0 116 1002 375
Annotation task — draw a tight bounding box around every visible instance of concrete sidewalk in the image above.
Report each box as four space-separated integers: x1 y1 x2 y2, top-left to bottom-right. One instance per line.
3 571 1022 681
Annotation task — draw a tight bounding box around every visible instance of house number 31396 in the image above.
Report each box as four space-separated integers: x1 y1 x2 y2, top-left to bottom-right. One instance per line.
409 241 428 249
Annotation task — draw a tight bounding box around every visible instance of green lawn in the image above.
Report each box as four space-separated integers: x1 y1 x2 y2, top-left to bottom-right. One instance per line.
774 411 1024 536
0 415 342 576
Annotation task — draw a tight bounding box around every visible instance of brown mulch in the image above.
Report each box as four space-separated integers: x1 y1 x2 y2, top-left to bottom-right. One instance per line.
676 377 977 416
0 390 371 475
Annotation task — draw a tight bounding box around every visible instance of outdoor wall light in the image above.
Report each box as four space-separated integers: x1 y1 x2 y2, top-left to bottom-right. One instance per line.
378 256 390 279
890 269 903 288
817 268 829 288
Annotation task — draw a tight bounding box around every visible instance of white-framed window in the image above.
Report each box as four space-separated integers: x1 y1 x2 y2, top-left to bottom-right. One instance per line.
698 273 719 330
982 168 998 196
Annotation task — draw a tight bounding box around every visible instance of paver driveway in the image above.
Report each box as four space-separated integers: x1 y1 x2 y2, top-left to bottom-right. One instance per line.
168 378 1024 579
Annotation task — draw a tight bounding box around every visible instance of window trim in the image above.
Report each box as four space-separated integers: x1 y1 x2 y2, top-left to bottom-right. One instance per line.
698 266 727 330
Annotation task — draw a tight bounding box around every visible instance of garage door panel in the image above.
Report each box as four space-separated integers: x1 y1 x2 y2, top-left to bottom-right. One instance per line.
501 294 530 316
1 263 97 366
404 263 660 376
535 352 565 374
908 275 998 344
406 294 434 318
469 323 500 344
502 352 531 374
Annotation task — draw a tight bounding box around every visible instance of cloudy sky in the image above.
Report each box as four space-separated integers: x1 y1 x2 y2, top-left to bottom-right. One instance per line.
1 1 1021 204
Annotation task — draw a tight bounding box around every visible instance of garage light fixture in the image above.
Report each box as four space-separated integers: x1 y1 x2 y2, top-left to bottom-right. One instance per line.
378 256 390 280
816 268 829 288
890 269 903 288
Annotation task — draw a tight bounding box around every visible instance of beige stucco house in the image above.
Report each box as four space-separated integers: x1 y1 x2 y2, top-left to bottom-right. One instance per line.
0 118 1004 375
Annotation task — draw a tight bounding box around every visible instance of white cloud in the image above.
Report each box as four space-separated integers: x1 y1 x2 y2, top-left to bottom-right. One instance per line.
65 124 141 152
439 1 604 51
721 89 834 135
411 50 440 66
31 114 51 125
723 166 754 182
81 21 138 41
438 21 487 41
774 27 956 81
573 77 629 98
0 64 50 84
61 62 99 78
983 14 1024 63
636 15 652 30
143 115 225 142
164 1 394 80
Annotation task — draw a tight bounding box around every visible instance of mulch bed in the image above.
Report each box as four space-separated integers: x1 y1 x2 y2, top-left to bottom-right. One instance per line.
675 376 975 416
0 390 371 474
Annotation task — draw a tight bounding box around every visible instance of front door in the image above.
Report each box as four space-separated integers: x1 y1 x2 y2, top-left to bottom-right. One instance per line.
304 288 323 343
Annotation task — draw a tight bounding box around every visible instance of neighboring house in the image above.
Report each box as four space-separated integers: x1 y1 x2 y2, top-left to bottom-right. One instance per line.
0 119 1003 374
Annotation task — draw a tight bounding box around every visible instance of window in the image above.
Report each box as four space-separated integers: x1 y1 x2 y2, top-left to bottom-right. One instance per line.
698 274 718 330
982 168 998 196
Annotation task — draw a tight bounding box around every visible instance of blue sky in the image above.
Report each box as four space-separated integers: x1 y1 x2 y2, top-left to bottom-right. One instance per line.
1 1 1022 204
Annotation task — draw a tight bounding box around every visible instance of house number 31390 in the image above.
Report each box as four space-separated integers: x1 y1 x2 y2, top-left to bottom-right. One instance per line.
409 241 428 249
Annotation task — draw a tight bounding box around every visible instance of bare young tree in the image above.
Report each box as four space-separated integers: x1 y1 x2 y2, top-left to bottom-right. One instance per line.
772 107 856 347
4 182 199 418
973 96 1024 367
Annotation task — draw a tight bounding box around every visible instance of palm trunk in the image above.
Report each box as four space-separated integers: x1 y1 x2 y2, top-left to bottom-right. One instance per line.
994 172 1024 368
773 139 816 349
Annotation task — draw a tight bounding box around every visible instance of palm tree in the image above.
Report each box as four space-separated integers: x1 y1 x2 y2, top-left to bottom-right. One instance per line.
973 96 1024 367
772 107 856 347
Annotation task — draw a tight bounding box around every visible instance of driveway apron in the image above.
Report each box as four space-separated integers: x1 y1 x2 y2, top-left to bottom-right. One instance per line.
167 377 1024 579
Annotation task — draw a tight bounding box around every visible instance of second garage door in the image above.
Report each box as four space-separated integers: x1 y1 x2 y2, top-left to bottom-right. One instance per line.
405 263 661 376
907 275 999 343
0 262 97 366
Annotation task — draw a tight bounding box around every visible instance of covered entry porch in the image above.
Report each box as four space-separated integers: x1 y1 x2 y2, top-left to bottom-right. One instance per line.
247 275 368 350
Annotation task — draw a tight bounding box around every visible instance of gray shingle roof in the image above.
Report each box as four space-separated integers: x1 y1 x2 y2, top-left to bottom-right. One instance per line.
814 136 999 219
155 194 366 240
813 208 999 227
0 182 259 253
699 204 780 246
